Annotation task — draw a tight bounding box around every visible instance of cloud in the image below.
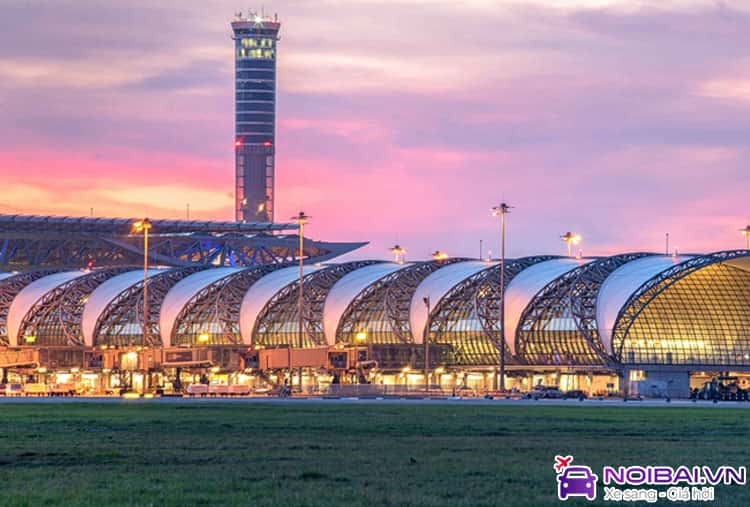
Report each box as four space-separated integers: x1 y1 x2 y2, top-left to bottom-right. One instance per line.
1 0 749 259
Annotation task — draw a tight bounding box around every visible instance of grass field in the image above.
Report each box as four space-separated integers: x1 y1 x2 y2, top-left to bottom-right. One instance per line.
0 402 748 506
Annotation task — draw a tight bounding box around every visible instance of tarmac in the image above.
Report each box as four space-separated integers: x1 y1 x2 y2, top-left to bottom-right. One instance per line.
0 396 748 407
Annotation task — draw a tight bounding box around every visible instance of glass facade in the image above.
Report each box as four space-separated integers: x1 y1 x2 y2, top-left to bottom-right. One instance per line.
255 262 379 348
94 268 205 348
4 251 749 377
337 261 453 346
615 263 750 366
171 268 276 347
18 269 128 347
429 258 553 366
516 266 608 366
427 268 502 366
231 16 281 223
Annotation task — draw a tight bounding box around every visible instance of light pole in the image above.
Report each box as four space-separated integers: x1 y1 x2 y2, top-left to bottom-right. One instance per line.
741 226 750 250
292 211 309 393
561 231 581 257
492 203 512 392
422 296 430 394
132 219 152 345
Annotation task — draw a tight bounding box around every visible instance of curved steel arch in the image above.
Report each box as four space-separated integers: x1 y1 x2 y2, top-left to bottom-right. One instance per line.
569 253 654 363
93 266 208 347
431 256 556 366
255 261 382 348
17 268 131 347
515 257 622 366
611 249 750 363
0 270 59 345
336 259 468 345
171 265 282 347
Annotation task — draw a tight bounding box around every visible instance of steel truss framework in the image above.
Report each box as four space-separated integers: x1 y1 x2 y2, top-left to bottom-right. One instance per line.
430 256 556 366
516 254 654 366
17 268 133 347
171 265 283 347
612 250 750 366
568 253 654 365
336 259 468 346
0 233 364 271
94 267 208 347
254 261 382 348
0 214 365 270
0 270 59 345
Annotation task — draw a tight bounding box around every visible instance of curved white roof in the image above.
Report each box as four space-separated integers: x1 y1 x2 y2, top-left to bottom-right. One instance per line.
411 261 496 344
322 262 407 345
7 271 87 346
0 273 14 283
504 258 590 355
596 255 691 354
160 267 244 347
239 265 321 344
81 268 166 347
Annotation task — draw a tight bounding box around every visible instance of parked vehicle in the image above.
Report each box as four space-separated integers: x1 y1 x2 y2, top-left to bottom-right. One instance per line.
526 385 565 399
563 389 588 400
695 377 749 401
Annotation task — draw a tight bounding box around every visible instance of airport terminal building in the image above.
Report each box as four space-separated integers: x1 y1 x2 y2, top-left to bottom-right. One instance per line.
1 214 749 398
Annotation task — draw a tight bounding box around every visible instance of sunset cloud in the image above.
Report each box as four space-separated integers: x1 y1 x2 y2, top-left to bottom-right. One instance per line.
1 0 748 259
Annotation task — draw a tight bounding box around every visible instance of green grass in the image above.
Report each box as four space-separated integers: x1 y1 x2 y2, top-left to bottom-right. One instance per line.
0 402 748 506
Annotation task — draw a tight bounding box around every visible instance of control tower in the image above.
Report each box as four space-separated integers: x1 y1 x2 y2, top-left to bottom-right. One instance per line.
231 11 281 223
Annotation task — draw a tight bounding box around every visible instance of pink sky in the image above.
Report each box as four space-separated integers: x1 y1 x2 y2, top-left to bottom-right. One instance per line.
1 1 749 260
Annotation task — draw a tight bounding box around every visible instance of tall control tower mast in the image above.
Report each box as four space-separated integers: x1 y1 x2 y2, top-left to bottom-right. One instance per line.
231 11 281 223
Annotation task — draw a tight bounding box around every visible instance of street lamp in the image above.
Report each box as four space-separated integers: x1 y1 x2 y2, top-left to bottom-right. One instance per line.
432 250 449 261
291 211 310 392
390 244 406 264
741 225 750 250
132 218 152 345
561 231 581 257
491 203 512 393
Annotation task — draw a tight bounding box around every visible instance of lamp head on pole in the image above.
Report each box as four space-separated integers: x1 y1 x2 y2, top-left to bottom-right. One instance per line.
132 218 152 233
491 202 513 217
432 250 449 261
561 231 581 245
291 211 310 225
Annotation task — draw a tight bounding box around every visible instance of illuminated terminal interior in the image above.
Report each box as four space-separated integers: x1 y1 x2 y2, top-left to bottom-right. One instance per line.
1 248 749 396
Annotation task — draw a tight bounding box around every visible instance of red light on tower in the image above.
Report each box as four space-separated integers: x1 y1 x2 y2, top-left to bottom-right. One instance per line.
263 141 273 147
235 139 242 147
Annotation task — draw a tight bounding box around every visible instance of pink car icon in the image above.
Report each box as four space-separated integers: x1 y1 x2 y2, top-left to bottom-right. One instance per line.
557 466 598 501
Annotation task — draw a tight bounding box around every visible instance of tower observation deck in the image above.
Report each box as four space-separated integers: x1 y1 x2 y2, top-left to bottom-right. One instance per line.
231 11 281 223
